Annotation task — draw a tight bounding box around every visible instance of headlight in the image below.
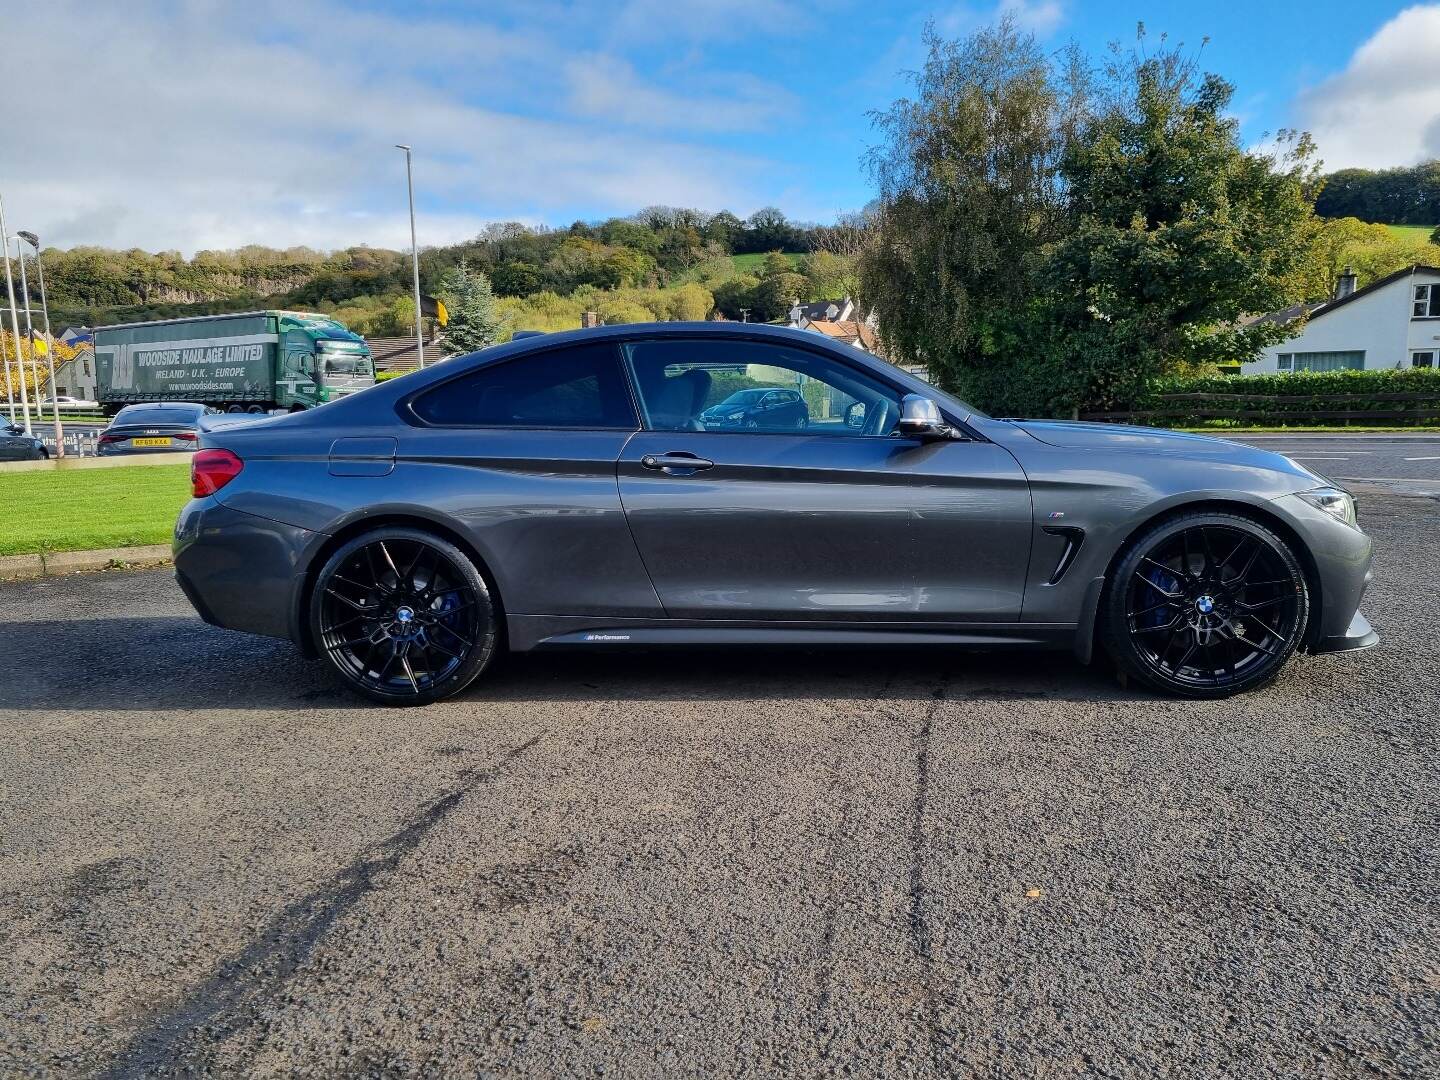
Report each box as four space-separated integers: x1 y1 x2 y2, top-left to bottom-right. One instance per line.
1298 487 1357 528
728 411 744 420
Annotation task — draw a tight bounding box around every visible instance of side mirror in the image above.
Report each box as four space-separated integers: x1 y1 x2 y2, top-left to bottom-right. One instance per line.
896 394 953 440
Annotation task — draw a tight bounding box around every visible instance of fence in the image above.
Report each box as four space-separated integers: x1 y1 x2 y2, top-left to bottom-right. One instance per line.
1081 390 1440 427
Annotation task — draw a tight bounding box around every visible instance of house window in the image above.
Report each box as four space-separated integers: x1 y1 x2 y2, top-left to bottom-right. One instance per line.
1415 284 1440 318
1412 351 1437 369
1276 350 1365 373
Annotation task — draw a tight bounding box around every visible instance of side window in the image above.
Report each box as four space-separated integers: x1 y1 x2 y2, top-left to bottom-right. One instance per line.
623 338 903 436
411 342 637 429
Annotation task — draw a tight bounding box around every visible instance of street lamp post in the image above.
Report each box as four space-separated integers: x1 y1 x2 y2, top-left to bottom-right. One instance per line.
19 230 62 456
395 144 426 370
0 193 31 434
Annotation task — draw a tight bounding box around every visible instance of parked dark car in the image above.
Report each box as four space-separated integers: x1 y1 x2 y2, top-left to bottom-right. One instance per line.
0 421 47 461
98 402 217 455
700 387 809 430
174 322 1376 706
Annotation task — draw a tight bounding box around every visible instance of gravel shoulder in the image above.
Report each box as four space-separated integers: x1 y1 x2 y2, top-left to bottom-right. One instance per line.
1 496 1436 1078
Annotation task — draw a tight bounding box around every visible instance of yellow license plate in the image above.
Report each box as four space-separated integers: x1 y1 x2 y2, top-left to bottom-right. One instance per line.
132 437 171 447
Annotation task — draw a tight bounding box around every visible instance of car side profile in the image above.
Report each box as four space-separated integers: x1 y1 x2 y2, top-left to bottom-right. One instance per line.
174 322 1376 705
700 387 809 430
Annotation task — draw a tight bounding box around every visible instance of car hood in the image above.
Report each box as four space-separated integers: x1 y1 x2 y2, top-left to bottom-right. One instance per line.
1006 419 1328 484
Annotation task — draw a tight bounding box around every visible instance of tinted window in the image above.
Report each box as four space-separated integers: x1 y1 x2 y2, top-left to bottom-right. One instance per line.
412 343 637 429
624 338 903 436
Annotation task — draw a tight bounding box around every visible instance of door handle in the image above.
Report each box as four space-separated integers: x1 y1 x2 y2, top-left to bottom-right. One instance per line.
641 452 714 473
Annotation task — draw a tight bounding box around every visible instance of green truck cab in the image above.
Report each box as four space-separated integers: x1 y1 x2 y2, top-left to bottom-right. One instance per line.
94 310 375 414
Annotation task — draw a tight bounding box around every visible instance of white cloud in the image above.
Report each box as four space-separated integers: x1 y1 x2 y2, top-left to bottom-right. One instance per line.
0 0 791 254
1294 3 1440 170
997 0 1064 36
565 55 794 133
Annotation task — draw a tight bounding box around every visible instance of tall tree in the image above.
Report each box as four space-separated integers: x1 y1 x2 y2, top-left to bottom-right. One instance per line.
439 260 502 353
859 19 1081 397
1034 39 1321 412
863 20 1325 416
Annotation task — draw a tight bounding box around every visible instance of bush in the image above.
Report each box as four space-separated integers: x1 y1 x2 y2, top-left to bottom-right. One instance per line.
1134 367 1440 426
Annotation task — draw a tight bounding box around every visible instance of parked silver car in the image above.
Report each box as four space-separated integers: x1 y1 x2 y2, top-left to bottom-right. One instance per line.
174 323 1376 705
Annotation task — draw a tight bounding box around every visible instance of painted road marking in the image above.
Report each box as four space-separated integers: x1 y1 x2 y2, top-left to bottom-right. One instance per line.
1403 456 1440 461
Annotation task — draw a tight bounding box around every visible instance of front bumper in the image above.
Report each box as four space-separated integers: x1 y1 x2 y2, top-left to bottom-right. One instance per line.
173 497 317 641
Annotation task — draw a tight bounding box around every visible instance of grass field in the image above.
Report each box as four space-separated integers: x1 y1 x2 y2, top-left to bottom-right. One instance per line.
729 252 805 273
1384 224 1438 242
0 464 190 556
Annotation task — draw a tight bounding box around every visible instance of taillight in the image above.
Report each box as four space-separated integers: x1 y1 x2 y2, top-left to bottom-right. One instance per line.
174 431 197 442
98 432 118 444
192 448 243 497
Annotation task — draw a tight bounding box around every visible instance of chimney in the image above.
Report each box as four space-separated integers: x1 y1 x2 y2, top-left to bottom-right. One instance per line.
580 311 601 329
1334 266 1357 300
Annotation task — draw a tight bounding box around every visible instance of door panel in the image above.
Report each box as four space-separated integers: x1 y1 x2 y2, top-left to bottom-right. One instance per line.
618 431 1033 622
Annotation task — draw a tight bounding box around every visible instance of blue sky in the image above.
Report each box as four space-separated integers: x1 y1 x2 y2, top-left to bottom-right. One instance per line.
2 0 1437 253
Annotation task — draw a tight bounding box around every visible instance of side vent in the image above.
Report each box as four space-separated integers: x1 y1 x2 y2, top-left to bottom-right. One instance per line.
1042 526 1085 586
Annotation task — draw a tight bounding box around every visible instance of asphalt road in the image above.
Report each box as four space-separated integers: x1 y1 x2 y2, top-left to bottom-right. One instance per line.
1235 434 1440 491
2 496 1438 1078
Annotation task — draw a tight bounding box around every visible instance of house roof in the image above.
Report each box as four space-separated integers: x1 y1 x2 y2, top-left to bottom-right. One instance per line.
805 319 883 355
365 335 451 371
1250 264 1440 328
793 298 850 322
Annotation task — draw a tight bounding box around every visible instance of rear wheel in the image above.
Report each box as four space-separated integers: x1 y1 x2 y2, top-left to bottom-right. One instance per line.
310 528 497 705
1101 512 1308 698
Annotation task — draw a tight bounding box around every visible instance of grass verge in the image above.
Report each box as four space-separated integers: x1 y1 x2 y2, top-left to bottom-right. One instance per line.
0 464 190 556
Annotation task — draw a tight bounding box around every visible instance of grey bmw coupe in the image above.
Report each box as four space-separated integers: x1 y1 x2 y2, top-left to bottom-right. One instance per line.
174 322 1376 705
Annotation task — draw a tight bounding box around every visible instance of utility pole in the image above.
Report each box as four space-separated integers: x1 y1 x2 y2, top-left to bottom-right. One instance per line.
395 144 426 369
13 236 40 416
0 194 30 434
19 231 62 456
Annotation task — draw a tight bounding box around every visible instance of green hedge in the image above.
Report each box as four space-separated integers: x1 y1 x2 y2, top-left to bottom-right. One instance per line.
1151 367 1440 398
1127 367 1440 427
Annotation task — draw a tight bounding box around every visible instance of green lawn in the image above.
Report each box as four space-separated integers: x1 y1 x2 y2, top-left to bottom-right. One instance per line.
729 252 805 273
1384 224 1437 242
0 464 191 556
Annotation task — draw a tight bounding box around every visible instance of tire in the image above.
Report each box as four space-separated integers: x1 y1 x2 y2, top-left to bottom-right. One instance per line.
309 527 498 706
1100 511 1309 699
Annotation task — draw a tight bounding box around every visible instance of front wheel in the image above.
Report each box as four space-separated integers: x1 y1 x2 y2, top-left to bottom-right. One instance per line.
1101 512 1309 698
310 528 498 705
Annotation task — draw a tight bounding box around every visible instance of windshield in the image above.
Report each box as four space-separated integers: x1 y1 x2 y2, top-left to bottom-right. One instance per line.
714 389 768 408
321 352 374 377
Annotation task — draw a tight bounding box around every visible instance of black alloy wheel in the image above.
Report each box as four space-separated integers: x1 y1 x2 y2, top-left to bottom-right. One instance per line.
1103 511 1308 698
311 527 496 705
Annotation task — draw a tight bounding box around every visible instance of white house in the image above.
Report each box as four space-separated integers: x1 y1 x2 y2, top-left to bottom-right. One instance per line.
1253 264 1440 373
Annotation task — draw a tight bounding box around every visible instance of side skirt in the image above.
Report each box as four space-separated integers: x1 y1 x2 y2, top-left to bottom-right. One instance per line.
506 614 1076 652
